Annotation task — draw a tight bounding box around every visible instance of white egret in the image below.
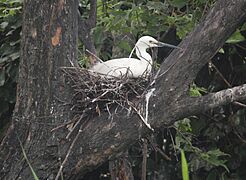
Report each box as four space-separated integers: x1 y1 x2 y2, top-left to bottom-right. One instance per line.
89 36 180 78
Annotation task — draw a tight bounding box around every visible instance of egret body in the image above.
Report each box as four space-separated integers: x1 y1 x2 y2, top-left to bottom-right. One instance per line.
89 36 180 78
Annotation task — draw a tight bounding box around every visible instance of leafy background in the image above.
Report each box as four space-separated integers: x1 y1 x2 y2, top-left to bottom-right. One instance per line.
1 0 246 179
0 0 21 135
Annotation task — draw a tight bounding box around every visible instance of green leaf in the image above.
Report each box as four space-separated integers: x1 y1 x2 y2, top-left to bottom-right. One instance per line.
219 48 224 54
240 22 246 31
189 83 207 97
169 0 188 9
181 149 190 180
19 138 40 180
226 30 245 44
201 149 230 172
175 118 192 132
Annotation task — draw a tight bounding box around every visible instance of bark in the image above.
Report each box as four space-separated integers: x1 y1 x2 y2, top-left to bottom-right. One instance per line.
0 0 78 179
0 0 245 179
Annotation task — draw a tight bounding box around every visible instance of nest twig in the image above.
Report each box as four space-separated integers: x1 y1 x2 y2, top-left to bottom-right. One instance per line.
61 67 150 117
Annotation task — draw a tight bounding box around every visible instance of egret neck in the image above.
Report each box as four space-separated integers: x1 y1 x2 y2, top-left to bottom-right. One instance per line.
135 45 153 74
136 46 152 63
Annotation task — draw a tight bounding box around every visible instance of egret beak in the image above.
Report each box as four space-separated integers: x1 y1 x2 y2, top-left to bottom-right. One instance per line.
156 42 181 49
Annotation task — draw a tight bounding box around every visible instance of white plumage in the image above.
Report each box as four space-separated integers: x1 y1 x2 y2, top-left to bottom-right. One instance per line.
89 36 180 78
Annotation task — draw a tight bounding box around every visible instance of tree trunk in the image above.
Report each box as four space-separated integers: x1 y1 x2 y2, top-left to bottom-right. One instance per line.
0 0 78 179
0 0 246 179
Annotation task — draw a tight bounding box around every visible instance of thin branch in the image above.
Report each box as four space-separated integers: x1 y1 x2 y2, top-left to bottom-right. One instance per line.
86 49 103 63
175 84 246 120
210 62 232 87
233 101 246 108
147 137 171 161
55 119 88 180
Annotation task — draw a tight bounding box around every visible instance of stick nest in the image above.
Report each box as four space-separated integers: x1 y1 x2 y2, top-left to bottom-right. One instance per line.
62 67 150 117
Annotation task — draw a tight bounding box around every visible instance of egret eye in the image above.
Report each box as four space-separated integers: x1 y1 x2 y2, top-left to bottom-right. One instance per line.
149 40 154 43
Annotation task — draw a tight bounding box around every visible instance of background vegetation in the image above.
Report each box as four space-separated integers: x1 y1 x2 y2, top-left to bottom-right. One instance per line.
0 0 245 179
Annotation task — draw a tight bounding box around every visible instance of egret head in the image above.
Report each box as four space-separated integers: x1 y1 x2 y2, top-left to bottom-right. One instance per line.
136 36 181 49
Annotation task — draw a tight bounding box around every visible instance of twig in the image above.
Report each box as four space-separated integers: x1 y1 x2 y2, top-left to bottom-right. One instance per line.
66 114 85 139
51 118 77 132
147 137 171 161
129 104 154 131
210 62 232 87
234 131 246 144
86 49 103 63
233 101 246 108
168 129 178 161
55 119 88 180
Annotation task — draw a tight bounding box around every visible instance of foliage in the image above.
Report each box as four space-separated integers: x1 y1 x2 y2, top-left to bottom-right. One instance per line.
92 0 216 59
0 0 246 179
0 0 22 129
189 83 207 97
226 29 246 44
175 119 230 174
181 149 189 180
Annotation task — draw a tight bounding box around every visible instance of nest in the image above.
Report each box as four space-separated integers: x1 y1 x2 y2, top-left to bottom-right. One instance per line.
62 67 151 118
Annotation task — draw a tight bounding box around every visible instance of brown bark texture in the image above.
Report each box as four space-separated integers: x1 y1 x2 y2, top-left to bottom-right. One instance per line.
0 0 245 179
0 0 78 179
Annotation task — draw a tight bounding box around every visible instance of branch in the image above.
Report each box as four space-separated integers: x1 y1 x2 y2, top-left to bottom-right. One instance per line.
149 0 246 126
159 84 246 127
61 0 246 178
189 83 246 113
